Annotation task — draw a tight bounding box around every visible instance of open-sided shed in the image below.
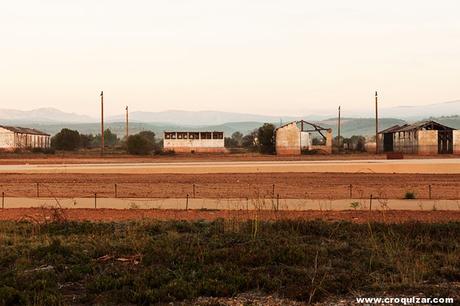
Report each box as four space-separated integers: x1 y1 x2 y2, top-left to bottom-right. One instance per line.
378 120 459 155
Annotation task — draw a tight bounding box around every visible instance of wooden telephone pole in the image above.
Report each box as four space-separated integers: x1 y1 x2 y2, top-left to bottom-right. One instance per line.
100 91 104 156
125 105 129 139
375 91 379 154
337 106 341 151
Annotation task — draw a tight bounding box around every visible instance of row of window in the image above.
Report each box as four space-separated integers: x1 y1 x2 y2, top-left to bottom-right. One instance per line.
164 132 224 140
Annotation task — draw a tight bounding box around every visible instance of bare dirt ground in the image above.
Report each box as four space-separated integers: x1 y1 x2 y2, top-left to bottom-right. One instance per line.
0 152 458 165
1 208 459 223
1 173 459 199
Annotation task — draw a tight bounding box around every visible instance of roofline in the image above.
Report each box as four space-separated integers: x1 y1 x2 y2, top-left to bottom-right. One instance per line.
0 125 50 136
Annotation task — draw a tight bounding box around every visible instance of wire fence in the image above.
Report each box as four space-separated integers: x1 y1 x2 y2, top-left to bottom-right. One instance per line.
0 182 459 200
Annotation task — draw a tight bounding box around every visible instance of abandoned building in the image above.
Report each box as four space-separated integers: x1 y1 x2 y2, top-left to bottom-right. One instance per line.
275 120 333 155
377 120 460 155
0 125 51 150
163 131 226 153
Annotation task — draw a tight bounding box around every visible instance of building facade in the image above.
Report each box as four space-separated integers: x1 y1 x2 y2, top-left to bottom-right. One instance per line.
163 131 225 153
377 120 459 155
275 120 332 155
0 126 51 150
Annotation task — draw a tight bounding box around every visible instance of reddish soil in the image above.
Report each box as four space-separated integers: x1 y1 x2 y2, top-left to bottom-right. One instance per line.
1 208 459 223
0 173 459 199
0 152 458 165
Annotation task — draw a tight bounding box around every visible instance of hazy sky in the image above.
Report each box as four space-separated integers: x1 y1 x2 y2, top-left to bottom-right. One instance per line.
1 0 460 117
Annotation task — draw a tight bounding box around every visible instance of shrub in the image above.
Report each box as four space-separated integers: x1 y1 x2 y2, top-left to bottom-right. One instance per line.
51 129 81 151
257 123 275 154
31 147 55 154
404 192 416 199
126 133 155 155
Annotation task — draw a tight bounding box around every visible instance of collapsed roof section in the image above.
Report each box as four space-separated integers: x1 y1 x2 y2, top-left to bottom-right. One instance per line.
276 120 331 140
378 120 455 134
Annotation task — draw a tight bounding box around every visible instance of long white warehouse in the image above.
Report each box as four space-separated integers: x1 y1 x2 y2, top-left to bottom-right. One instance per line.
0 125 51 150
163 131 225 153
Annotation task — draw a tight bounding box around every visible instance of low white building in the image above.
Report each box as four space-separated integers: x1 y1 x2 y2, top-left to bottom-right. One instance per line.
0 125 51 150
163 131 225 153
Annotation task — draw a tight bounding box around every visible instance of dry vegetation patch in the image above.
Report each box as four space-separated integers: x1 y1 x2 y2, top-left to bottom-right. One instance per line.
0 219 459 305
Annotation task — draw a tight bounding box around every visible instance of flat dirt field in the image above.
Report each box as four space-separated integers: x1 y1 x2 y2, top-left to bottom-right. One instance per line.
0 153 378 165
1 172 459 199
1 208 459 223
0 152 458 165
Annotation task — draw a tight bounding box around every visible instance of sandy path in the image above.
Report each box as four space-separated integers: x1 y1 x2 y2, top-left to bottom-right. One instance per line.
1 159 460 174
2 197 459 211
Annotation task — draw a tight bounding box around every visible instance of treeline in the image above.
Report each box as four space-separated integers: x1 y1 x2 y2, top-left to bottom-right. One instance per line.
50 128 163 155
47 124 367 155
224 123 276 154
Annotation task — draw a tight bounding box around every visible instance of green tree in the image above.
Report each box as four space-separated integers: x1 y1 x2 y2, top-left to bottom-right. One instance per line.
242 130 257 150
51 129 81 151
126 132 155 155
231 131 243 146
79 134 95 149
224 137 238 148
93 129 118 147
257 123 275 154
225 131 244 148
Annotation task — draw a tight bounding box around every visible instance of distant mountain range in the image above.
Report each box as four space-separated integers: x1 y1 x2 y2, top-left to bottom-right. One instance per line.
0 108 94 124
1 99 460 125
1 100 459 137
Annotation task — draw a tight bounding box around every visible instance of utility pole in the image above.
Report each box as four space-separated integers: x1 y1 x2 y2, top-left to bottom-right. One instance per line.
100 91 104 156
125 105 129 140
337 106 341 151
375 91 379 154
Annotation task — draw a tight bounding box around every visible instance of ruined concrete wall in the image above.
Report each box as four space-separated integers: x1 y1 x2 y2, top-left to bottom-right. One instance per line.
0 128 15 149
393 131 417 154
275 122 300 155
309 129 332 154
300 132 311 150
417 130 438 155
376 134 384 153
453 130 460 155
164 139 225 153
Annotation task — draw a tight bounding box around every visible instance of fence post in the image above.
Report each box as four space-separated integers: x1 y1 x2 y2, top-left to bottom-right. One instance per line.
369 194 373 212
272 184 275 198
114 184 118 198
349 184 353 198
94 193 97 209
193 184 196 198
36 183 40 198
186 194 189 210
1 192 4 209
428 184 432 200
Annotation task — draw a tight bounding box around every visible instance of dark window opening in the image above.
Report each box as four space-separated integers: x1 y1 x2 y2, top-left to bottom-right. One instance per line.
213 132 223 139
201 132 212 139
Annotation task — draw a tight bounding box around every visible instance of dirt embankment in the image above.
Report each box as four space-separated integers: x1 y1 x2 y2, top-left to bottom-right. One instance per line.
1 208 459 223
0 173 459 199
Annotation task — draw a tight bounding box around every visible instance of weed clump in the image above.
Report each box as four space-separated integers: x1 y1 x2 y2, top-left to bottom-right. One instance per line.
404 191 416 199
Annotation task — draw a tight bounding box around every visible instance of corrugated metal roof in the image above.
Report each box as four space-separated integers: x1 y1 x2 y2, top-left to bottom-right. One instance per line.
0 125 50 136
